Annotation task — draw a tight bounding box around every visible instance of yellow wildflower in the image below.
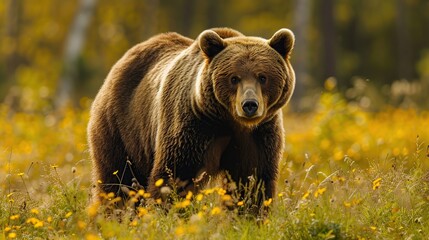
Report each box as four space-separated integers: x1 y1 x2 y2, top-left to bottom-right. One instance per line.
185 191 193 200
372 178 382 190
196 193 204 201
302 190 310 200
85 233 101 240
10 214 20 220
129 219 138 227
17 173 24 176
175 226 186 237
65 211 73 218
78 220 86 229
237 201 244 206
175 199 191 208
112 170 119 175
210 207 222 215
137 207 148 217
30 208 39 215
314 187 327 198
263 198 273 207
87 203 99 218
221 194 232 202
8 232 17 239
155 179 164 187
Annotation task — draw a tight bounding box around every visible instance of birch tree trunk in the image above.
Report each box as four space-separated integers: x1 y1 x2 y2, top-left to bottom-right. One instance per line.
292 0 311 111
55 0 97 109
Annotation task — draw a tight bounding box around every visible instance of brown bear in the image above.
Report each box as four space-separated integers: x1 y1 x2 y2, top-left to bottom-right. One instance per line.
88 27 295 211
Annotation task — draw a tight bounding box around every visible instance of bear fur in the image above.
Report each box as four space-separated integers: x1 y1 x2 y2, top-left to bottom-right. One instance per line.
88 28 295 209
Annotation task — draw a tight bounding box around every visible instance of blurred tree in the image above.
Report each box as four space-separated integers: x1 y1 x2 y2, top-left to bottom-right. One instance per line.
394 0 412 79
2 0 21 99
56 0 97 108
292 0 311 110
320 0 336 80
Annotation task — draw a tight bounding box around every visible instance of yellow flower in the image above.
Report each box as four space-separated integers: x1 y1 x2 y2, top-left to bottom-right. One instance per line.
175 199 191 208
10 214 20 220
78 220 87 229
237 201 244 206
370 226 377 231
5 227 11 232
27 217 44 228
97 180 102 184
155 179 164 187
8 232 17 239
196 193 204 201
175 226 186 237
210 207 222 215
30 208 39 215
221 194 232 202
263 198 273 207
372 178 382 190
129 219 138 227
302 190 310 200
314 187 327 198
85 233 101 240
185 191 193 200
137 207 148 217
87 203 99 218
343 201 351 207
107 192 115 198
17 173 24 176
113 170 119 175
216 188 226 196
51 165 58 169
65 211 73 218
278 193 284 197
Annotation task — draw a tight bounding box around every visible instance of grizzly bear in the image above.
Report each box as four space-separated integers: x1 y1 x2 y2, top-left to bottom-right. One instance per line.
88 27 295 211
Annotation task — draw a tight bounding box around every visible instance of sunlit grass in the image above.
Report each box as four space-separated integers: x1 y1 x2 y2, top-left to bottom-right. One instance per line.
1 92 429 239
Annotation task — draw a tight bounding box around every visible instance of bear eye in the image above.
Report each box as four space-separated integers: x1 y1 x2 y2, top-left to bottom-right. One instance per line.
231 76 240 85
259 75 267 84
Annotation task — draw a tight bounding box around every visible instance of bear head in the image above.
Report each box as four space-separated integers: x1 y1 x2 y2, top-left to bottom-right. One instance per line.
197 28 295 128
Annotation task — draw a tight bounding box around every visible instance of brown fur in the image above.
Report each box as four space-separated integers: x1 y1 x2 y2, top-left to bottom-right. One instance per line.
88 28 295 210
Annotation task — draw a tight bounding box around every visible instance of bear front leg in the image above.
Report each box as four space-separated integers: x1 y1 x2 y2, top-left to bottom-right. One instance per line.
147 128 221 201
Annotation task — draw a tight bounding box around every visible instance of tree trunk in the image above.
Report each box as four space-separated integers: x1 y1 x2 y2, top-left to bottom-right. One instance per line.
292 0 311 111
55 0 97 109
320 0 336 80
395 0 412 79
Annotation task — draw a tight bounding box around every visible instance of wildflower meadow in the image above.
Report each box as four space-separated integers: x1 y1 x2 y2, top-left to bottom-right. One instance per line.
1 88 428 240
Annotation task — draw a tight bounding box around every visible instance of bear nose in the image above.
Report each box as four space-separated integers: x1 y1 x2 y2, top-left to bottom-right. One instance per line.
242 100 259 117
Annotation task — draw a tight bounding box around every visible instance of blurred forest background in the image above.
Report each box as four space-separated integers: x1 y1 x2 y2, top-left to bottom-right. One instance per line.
1 0 429 111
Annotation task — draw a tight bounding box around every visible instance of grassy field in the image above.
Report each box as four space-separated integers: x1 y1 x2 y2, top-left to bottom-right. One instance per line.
1 91 429 239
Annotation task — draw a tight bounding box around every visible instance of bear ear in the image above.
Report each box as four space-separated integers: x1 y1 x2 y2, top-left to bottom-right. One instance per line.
199 30 226 59
268 28 295 59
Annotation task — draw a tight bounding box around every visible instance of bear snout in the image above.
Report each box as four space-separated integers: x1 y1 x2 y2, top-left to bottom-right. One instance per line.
242 99 259 117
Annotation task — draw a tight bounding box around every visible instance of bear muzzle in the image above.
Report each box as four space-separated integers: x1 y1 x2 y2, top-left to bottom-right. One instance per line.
242 99 259 117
